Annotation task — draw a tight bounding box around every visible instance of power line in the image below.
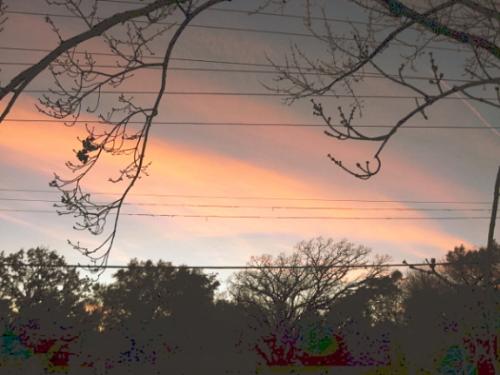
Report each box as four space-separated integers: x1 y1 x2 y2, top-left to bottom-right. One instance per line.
1 10 376 40
0 46 288 68
0 60 477 84
97 0 393 27
0 261 468 270
208 7 391 27
0 189 490 204
0 208 490 220
0 61 288 74
0 198 493 212
2 119 499 130
4 9 467 53
2 61 313 77
20 89 499 101
7 10 321 40
0 46 475 84
0 46 482 86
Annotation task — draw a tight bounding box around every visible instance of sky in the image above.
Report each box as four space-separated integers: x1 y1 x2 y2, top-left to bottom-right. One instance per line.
0 0 499 283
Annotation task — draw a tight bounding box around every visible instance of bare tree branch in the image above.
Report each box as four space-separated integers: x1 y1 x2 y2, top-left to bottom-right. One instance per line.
272 0 500 179
0 0 184 123
43 0 227 268
377 0 500 60
0 0 6 34
0 0 228 269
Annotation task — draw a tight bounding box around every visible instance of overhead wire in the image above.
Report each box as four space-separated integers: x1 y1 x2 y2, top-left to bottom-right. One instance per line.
0 189 490 204
0 60 478 85
96 0 394 27
0 47 490 100
2 118 499 130
18 89 500 101
0 46 477 85
0 197 494 211
1 6 491 111
0 197 493 212
0 261 472 270
3 9 468 53
0 46 290 68
0 208 491 221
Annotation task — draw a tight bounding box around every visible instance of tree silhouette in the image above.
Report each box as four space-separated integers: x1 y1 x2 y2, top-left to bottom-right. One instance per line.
0 243 497 373
93 258 259 374
443 242 500 288
397 243 499 374
0 247 94 373
296 270 400 371
229 237 390 369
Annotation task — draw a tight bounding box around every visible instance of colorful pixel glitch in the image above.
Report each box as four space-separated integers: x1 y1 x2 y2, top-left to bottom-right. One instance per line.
255 325 391 372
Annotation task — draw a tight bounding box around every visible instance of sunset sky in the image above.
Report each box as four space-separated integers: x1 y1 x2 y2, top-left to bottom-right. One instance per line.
0 0 498 282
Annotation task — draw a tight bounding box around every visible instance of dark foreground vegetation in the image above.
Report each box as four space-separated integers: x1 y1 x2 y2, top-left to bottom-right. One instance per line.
0 238 498 374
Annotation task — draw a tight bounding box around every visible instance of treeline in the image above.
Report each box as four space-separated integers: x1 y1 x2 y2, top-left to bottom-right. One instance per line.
0 238 498 374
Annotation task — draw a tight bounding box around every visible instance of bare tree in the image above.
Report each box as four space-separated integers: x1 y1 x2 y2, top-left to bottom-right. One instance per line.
0 0 227 267
272 0 500 179
228 237 389 354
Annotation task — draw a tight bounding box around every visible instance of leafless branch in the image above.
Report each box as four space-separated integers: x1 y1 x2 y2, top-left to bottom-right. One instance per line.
272 0 500 179
0 0 187 123
0 0 7 34
0 0 227 269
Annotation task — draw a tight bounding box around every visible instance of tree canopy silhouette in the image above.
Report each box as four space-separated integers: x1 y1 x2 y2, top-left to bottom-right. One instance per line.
0 242 498 373
0 247 94 374
0 247 92 326
229 237 392 368
397 242 499 374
